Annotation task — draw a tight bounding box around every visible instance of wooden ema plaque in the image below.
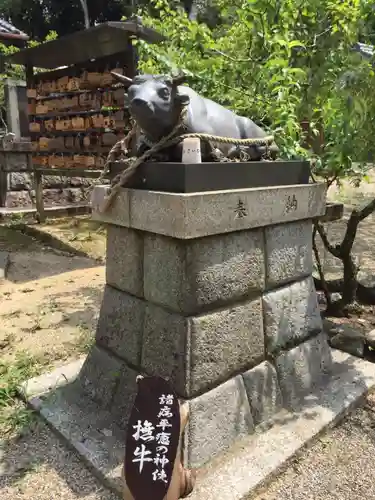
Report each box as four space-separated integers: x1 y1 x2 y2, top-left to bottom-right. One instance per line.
125 376 181 500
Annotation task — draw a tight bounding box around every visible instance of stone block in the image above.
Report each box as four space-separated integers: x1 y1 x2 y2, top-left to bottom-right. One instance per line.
3 153 28 171
242 361 283 426
185 375 254 468
96 285 145 366
106 225 144 298
141 304 188 393
9 172 32 190
42 175 64 188
265 220 313 287
5 190 32 207
110 361 139 429
75 346 123 407
91 185 131 227
263 277 322 354
143 230 265 314
91 183 326 239
275 332 333 409
141 298 264 398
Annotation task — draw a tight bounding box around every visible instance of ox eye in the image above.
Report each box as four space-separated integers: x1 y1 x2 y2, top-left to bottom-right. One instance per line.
159 88 170 99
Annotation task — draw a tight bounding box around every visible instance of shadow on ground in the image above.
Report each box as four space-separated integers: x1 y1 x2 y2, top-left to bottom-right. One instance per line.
0 225 99 283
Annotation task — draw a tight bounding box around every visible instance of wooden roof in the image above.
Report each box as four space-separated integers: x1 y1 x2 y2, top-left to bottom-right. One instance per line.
4 20 165 69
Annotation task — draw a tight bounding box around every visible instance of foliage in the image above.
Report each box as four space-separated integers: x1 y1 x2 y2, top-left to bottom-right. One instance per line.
0 351 42 435
0 0 149 40
0 31 58 128
136 0 375 186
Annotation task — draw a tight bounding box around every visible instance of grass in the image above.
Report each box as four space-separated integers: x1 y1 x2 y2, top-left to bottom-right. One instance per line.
0 351 44 437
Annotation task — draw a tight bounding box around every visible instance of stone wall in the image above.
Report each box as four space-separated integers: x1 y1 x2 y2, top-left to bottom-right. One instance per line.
71 182 329 471
0 145 91 208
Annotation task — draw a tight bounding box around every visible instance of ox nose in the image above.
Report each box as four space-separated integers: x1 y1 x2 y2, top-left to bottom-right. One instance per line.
131 97 148 109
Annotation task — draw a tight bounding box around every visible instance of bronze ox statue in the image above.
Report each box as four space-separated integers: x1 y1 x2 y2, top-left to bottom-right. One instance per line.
111 72 279 162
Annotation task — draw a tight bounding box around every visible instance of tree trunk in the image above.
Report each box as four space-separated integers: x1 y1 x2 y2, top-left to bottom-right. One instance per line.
341 253 358 306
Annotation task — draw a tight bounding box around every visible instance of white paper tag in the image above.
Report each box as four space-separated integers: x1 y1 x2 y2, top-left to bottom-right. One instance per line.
182 138 202 163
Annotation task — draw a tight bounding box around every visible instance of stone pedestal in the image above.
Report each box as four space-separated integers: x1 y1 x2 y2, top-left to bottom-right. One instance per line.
22 182 375 498
87 182 330 469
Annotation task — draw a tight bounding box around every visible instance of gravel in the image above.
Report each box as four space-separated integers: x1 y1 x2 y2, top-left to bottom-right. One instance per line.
0 422 119 500
252 394 375 500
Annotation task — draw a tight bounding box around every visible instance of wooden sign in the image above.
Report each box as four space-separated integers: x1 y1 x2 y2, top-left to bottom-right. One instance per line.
124 376 181 500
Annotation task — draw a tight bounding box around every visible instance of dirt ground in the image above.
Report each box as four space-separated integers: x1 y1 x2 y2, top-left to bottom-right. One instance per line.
0 226 104 365
1 174 375 498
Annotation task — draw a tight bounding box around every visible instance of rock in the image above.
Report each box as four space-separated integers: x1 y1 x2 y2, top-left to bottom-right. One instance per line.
5 190 32 207
9 172 32 190
42 175 64 189
330 332 365 358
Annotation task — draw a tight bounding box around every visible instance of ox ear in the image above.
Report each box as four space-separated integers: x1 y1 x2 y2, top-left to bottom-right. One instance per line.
111 71 133 86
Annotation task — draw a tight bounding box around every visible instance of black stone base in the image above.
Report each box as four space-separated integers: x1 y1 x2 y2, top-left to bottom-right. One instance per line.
109 160 311 193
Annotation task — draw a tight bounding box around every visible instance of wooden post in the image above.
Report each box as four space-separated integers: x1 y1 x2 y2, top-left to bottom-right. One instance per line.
0 152 7 207
34 168 46 223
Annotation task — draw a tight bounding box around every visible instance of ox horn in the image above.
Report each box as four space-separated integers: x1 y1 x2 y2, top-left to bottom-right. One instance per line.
172 72 187 86
111 71 134 86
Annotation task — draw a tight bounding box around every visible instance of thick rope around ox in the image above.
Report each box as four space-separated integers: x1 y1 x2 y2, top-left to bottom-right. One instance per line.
97 121 274 214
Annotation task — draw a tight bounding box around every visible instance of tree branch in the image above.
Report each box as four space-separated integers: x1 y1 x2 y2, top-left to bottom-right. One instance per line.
315 222 341 258
341 196 375 254
312 226 332 307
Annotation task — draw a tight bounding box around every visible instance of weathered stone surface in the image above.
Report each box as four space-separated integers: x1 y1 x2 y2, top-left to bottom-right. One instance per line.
242 361 283 426
143 230 265 313
70 176 93 188
42 175 64 188
96 285 145 366
110 362 139 429
20 358 85 398
184 375 254 468
9 171 32 190
76 346 123 407
141 298 264 397
106 225 144 298
29 187 86 206
5 190 32 207
3 153 28 171
91 185 130 227
329 333 365 358
275 332 333 409
141 303 188 394
91 183 326 239
265 220 313 287
0 251 9 281
263 277 322 354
